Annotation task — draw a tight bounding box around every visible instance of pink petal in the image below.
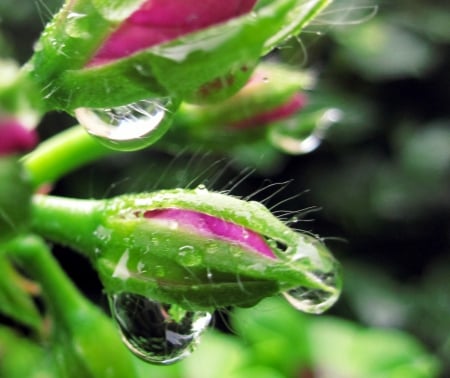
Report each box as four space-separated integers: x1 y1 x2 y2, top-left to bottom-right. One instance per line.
0 119 38 156
143 208 276 259
90 0 257 65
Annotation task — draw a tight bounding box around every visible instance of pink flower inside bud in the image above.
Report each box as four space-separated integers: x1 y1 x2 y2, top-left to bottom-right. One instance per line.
232 92 307 129
143 208 276 259
0 119 38 156
90 0 257 66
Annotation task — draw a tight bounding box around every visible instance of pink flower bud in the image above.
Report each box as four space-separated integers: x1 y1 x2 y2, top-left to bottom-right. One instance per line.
90 0 257 66
0 119 38 156
144 208 276 259
232 92 307 129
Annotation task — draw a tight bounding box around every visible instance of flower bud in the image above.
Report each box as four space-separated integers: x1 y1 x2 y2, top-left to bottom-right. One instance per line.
0 118 38 156
31 189 341 312
28 0 332 110
165 63 310 151
87 0 258 104
89 0 257 66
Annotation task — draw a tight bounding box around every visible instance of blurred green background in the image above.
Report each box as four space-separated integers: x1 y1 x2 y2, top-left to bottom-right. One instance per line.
1 0 449 377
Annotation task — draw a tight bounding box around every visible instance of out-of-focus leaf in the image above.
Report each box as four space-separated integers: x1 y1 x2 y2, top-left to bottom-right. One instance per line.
333 18 437 80
0 326 56 378
232 297 441 377
309 317 441 378
0 254 41 331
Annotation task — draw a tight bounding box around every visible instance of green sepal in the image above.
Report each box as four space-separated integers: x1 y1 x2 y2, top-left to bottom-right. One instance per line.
0 157 33 243
27 0 128 110
263 0 333 53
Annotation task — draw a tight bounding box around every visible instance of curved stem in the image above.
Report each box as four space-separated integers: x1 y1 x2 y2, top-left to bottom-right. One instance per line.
22 126 114 189
6 235 91 321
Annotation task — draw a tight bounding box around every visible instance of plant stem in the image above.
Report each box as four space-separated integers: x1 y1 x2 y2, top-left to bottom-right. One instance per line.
22 126 113 189
30 195 101 260
6 235 91 322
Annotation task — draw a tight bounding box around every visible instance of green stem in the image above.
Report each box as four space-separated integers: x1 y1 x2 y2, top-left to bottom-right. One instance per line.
31 195 101 261
7 235 140 378
6 235 91 322
22 126 113 189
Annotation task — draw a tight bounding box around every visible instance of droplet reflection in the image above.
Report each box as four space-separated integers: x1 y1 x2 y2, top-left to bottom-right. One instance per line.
110 292 211 365
75 98 172 151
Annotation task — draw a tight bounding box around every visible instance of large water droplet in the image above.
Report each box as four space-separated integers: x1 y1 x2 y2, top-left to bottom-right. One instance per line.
280 234 342 314
110 292 211 365
75 98 173 151
283 269 342 314
269 108 342 155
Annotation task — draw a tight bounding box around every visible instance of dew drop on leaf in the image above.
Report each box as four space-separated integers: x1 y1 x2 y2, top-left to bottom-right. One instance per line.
75 98 173 151
109 292 211 365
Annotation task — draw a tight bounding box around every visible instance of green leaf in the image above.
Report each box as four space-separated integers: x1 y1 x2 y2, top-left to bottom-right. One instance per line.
0 254 41 331
232 298 442 377
0 326 56 378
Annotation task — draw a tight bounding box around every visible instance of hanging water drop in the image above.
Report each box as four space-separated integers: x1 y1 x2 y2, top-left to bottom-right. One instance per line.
283 269 342 314
110 293 211 365
75 98 173 151
269 108 343 155
279 233 342 313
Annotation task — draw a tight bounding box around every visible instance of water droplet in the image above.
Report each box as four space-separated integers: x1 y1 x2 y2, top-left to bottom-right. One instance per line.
194 184 208 193
206 242 219 255
283 270 341 314
269 108 343 155
75 98 173 151
137 261 147 274
280 234 342 313
93 225 112 243
65 12 90 39
110 293 211 364
178 246 203 267
154 265 165 278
